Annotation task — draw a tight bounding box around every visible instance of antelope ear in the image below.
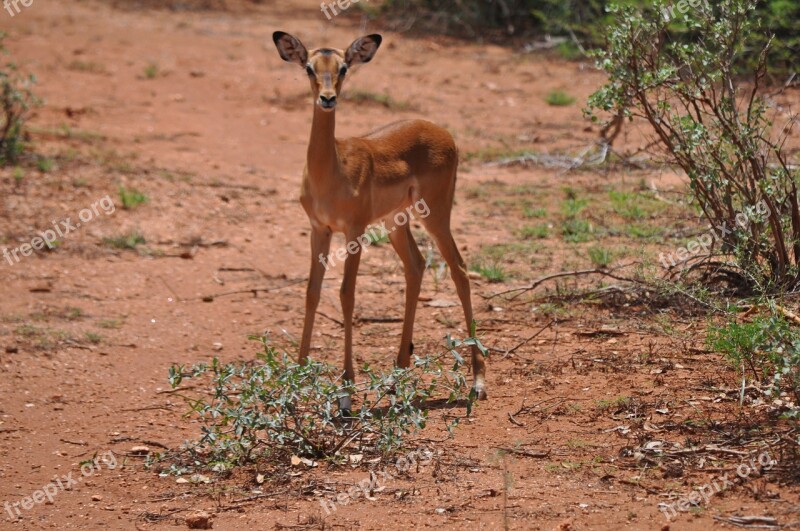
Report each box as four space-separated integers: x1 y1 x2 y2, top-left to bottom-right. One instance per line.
345 34 382 66
273 31 308 66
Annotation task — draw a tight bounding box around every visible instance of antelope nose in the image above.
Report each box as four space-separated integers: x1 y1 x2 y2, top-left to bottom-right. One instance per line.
319 95 337 108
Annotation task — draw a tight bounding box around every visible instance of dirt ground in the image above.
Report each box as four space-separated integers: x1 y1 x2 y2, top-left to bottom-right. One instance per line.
1 1 799 530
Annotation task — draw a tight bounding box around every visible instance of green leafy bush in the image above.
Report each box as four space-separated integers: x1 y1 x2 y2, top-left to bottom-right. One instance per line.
376 1 797 75
167 335 477 467
588 0 799 290
0 32 38 166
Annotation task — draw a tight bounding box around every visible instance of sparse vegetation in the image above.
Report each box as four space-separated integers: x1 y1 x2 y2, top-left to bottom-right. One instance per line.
84 332 103 344
166 335 478 466
14 324 72 351
471 262 506 283
67 60 107 75
545 90 575 107
36 156 54 173
562 217 592 243
118 186 148 209
519 224 549 240
143 62 159 79
608 190 648 221
708 311 800 415
588 245 612 268
102 231 145 250
523 206 547 219
98 319 123 329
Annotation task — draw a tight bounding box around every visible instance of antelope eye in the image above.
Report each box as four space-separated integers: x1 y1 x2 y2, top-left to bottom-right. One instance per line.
339 65 348 77
305 65 315 77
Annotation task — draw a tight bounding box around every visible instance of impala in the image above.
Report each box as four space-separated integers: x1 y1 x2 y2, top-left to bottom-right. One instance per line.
272 31 488 406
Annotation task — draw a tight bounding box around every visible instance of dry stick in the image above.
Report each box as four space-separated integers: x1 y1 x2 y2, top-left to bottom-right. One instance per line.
159 276 181 301
230 489 290 505
504 319 555 356
712 515 779 528
191 279 307 302
487 264 641 301
316 311 344 327
492 446 550 459
507 412 525 427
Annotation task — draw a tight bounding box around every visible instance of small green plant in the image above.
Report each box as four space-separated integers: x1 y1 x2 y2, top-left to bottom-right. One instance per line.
143 62 159 79
562 218 592 243
624 223 662 240
12 166 23 185
118 186 148 209
84 332 103 344
36 156 54 173
102 231 145 250
561 196 588 218
588 246 612 268
608 190 646 220
471 262 506 283
62 307 84 320
519 224 549 240
596 396 632 414
523 206 547 219
545 90 575 107
167 335 476 466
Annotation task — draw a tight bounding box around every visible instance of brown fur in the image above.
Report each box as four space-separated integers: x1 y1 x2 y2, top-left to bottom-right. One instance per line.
272 31 488 400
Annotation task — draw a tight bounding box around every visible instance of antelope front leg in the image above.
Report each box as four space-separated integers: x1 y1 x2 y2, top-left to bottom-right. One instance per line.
299 226 332 363
338 229 364 412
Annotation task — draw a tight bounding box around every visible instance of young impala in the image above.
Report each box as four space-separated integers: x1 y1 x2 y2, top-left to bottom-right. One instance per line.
272 31 488 404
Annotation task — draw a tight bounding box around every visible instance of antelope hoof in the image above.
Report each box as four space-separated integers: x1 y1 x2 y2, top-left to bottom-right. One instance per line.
338 395 352 416
472 382 488 401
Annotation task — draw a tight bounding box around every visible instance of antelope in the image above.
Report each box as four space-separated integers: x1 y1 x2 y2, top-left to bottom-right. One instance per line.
272 31 488 406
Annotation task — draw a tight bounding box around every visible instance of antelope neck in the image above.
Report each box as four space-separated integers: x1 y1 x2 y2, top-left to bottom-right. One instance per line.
306 104 339 181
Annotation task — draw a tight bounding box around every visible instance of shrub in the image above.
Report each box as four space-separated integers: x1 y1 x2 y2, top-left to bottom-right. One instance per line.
375 1 797 75
588 0 800 290
167 335 479 467
0 32 38 166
